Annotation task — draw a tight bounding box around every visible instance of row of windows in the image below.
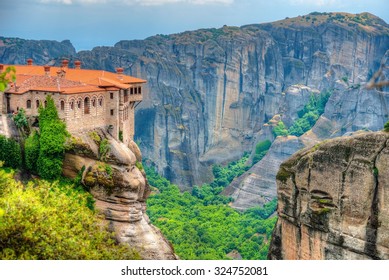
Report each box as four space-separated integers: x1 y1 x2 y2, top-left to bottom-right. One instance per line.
25 96 105 115
109 87 142 102
26 99 46 109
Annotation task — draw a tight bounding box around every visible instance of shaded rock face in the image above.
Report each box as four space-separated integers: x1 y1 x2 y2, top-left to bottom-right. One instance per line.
2 13 388 195
62 129 177 260
268 132 389 260
74 13 388 190
0 37 76 65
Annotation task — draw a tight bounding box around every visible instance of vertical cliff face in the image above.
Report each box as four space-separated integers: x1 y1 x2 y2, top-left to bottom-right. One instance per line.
75 12 389 190
0 37 76 64
62 129 177 260
268 131 389 260
1 12 388 195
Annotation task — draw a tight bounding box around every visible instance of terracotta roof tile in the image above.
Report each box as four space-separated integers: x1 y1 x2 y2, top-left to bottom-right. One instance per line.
3 64 146 95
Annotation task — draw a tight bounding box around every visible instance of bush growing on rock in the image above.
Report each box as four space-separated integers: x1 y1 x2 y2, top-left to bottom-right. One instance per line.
0 168 140 260
384 121 389 132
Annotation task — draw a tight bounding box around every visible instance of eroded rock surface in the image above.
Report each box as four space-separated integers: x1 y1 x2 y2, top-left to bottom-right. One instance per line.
63 129 177 260
268 131 389 260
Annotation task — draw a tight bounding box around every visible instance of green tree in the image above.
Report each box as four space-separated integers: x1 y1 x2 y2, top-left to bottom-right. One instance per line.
0 66 15 92
24 132 40 174
272 121 288 137
384 121 389 132
13 108 28 129
0 168 140 260
0 136 21 169
37 96 69 180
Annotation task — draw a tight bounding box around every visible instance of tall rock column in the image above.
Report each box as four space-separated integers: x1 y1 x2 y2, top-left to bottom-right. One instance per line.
62 129 177 260
268 131 389 260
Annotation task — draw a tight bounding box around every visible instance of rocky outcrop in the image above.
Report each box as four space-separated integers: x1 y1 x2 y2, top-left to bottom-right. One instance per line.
268 131 389 260
1 12 388 198
0 37 76 65
75 12 388 190
62 129 177 260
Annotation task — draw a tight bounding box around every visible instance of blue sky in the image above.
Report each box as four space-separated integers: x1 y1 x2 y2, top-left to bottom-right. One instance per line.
1 0 388 51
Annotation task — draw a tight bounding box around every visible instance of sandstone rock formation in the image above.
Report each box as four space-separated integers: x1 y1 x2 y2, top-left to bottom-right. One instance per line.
62 129 177 260
2 12 388 205
268 131 389 260
0 37 76 65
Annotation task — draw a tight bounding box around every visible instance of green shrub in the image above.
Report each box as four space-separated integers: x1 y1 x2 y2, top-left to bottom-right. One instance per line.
288 90 332 136
253 140 271 165
0 136 21 169
0 168 140 260
384 121 389 132
13 108 28 129
99 139 110 160
37 96 69 180
24 132 40 174
272 121 288 137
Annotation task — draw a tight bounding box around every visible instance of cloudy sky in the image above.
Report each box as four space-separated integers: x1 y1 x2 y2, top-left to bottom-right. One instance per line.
1 0 388 51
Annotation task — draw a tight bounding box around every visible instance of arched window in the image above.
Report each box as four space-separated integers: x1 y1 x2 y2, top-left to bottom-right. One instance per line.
84 97 90 114
36 100 40 108
26 100 31 109
92 98 96 107
60 100 65 111
69 100 74 110
77 99 81 109
98 97 103 107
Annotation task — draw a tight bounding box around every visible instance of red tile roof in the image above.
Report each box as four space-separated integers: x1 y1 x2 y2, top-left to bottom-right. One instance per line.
3 64 146 95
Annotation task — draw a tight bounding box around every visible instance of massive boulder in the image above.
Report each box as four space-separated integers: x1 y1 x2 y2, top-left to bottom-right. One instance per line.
268 131 389 260
62 129 177 260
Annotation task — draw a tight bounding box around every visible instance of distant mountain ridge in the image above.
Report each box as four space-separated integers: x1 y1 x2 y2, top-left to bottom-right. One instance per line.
1 12 388 210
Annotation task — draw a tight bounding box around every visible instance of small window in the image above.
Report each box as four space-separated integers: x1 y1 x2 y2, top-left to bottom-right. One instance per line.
110 92 114 99
138 87 141 94
99 98 103 107
134 87 138 94
70 101 74 110
60 100 65 111
77 100 81 109
44 100 47 108
84 97 90 114
26 100 31 109
36 100 40 108
130 88 134 95
92 98 96 107
110 109 114 116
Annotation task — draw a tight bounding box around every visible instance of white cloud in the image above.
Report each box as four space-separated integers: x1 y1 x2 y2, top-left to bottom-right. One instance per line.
39 0 233 5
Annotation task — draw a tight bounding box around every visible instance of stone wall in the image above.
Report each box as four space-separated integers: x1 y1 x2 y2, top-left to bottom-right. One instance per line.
6 84 143 143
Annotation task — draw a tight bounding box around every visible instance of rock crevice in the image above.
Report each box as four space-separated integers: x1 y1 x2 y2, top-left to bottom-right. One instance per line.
269 131 389 260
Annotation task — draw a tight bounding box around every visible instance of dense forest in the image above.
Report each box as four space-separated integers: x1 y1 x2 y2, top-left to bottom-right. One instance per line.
145 154 277 260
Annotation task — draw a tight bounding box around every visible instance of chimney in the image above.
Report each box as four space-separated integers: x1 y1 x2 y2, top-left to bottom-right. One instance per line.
74 60 81 69
27 58 33 66
0 64 3 72
44 65 51 76
61 59 69 68
116 67 124 79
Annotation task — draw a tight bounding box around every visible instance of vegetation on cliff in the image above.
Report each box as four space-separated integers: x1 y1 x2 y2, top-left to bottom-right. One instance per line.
0 166 140 260
146 162 277 260
288 90 332 136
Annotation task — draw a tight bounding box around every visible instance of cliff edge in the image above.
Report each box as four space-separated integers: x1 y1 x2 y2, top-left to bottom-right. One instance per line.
268 131 389 260
62 129 177 260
